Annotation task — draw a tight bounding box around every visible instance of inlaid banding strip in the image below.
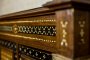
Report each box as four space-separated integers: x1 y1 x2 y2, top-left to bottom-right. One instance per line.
0 25 56 36
0 33 56 43
18 26 56 36
0 19 56 24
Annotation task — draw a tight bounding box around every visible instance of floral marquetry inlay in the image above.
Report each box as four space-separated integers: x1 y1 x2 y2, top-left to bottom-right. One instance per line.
61 21 68 28
60 21 68 47
78 21 86 44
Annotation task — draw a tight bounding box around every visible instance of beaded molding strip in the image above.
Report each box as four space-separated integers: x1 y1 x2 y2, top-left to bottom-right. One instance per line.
19 45 52 60
0 19 55 24
0 32 56 43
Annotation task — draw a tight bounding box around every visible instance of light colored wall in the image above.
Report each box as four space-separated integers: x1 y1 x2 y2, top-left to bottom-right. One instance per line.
0 0 52 16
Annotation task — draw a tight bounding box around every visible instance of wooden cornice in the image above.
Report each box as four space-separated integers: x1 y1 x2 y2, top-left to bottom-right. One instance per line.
0 7 55 20
43 0 90 10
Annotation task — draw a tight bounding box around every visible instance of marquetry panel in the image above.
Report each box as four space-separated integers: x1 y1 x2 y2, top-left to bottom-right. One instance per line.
0 15 56 36
56 9 74 58
0 15 57 53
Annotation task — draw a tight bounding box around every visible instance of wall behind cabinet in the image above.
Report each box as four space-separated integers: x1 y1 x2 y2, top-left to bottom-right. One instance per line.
0 0 52 16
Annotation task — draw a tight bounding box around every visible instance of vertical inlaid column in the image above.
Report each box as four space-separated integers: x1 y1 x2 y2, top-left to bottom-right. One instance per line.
55 9 74 58
74 10 89 59
55 9 90 59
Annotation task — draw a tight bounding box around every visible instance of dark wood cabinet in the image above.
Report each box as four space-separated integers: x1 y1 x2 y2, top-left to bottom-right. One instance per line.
0 0 90 60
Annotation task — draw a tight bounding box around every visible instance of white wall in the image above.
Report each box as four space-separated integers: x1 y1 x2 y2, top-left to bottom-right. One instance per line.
0 0 52 16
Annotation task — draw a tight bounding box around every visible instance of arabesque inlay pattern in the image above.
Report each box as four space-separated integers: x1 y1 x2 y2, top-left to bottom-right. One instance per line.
60 21 68 47
78 21 85 44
